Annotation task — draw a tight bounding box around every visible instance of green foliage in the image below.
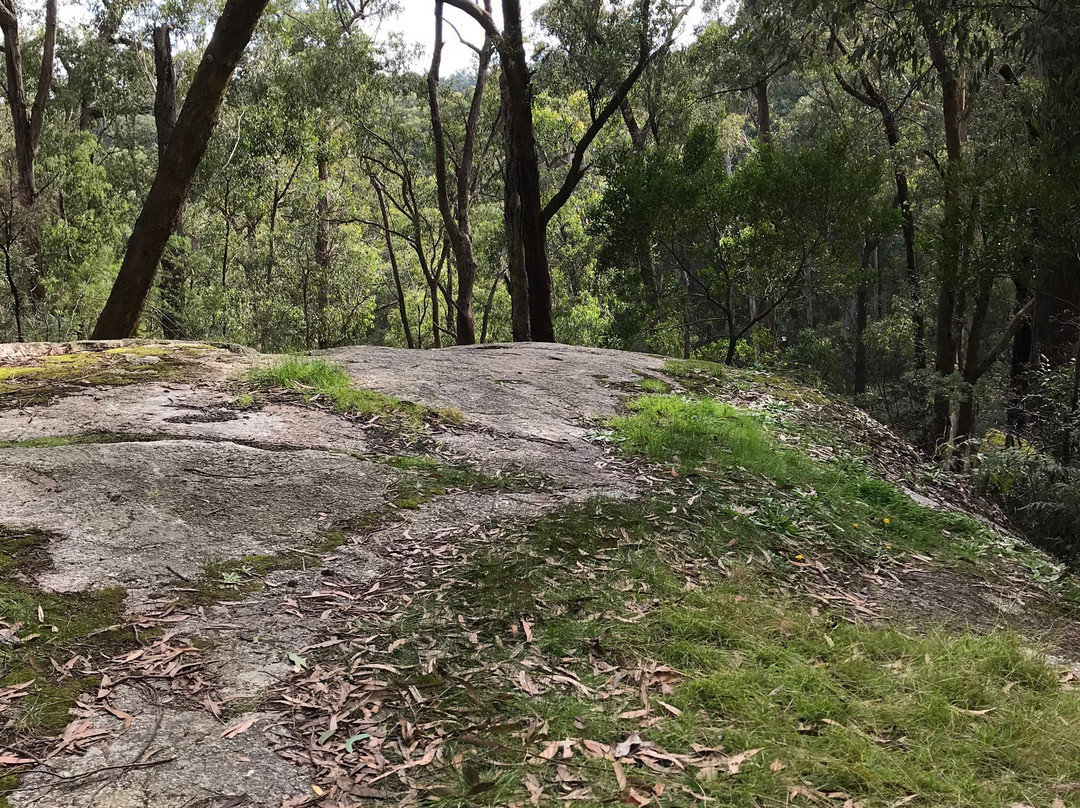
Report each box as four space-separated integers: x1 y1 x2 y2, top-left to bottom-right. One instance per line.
595 126 891 361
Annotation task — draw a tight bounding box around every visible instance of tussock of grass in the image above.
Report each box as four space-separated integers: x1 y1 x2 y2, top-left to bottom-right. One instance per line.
246 356 463 429
638 376 673 394
610 395 1009 562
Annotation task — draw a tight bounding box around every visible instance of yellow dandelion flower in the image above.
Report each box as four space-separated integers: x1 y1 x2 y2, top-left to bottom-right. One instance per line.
883 518 891 525
795 555 804 561
853 523 859 528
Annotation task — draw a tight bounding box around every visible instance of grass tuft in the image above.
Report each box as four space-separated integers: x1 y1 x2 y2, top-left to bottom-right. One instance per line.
246 356 463 430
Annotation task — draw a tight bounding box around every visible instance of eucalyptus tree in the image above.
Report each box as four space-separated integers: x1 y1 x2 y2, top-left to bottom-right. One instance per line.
93 0 273 338
428 0 495 345
442 0 689 341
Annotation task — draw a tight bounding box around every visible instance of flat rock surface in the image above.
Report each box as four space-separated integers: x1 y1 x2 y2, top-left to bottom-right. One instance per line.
0 440 390 597
322 343 667 442
0 341 663 807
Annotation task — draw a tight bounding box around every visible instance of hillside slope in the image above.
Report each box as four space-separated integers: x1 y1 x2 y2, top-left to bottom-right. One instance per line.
2 340 1080 808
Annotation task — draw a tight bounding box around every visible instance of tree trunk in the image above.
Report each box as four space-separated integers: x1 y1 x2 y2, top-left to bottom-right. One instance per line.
3 244 22 342
0 0 55 207
92 0 271 339
0 0 57 304
754 78 770 143
500 0 554 342
923 22 965 449
372 176 413 349
933 284 957 447
315 136 332 349
480 271 500 343
152 23 187 339
428 0 490 346
501 74 530 341
953 277 993 455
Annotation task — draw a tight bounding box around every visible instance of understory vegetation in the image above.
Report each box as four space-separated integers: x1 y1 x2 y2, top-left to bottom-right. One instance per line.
304 390 1080 807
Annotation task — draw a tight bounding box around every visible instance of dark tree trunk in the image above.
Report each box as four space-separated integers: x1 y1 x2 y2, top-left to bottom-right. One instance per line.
3 245 22 342
152 23 187 339
501 74 530 342
933 284 957 447
754 78 770 143
953 277 993 454
92 0 271 339
922 21 965 449
480 271 500 343
500 0 554 342
444 0 666 344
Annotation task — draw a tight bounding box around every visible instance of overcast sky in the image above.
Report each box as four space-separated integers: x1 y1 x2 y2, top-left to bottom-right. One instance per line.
378 0 540 74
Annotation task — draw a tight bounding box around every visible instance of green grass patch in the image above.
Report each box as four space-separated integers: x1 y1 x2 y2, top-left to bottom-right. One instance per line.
246 356 463 431
0 432 147 450
382 488 1080 808
0 528 128 741
665 358 728 381
382 454 545 509
354 392 1080 806
638 376 673 394
607 395 1016 563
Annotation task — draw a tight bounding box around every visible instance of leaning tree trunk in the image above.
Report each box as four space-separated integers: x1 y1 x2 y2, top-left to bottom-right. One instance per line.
371 176 414 349
152 23 188 339
92 0 271 339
